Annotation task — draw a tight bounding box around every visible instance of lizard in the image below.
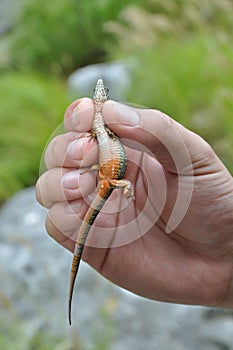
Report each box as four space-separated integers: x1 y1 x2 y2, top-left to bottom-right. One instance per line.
68 78 134 325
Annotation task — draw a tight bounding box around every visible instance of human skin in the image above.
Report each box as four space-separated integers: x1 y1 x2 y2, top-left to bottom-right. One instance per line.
36 98 233 309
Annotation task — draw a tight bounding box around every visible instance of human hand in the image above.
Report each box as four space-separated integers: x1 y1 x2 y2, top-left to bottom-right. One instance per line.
36 98 233 309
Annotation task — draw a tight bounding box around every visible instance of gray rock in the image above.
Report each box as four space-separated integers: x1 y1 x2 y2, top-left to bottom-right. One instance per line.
68 61 131 101
0 187 233 349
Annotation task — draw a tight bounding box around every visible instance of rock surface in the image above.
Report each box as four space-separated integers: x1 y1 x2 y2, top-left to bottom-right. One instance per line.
68 61 131 101
0 187 233 349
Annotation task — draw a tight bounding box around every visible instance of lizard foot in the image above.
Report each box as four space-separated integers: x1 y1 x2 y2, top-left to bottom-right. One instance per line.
88 130 97 142
110 179 135 202
78 164 99 174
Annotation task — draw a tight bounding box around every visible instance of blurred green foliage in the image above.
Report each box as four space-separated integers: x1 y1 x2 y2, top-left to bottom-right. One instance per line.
0 72 68 202
0 0 233 348
0 0 232 201
0 323 74 350
107 0 233 173
8 0 142 76
0 320 82 350
0 0 143 203
125 37 233 172
0 299 114 350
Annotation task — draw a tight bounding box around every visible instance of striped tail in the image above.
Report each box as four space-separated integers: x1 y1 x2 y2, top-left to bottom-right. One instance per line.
68 187 113 325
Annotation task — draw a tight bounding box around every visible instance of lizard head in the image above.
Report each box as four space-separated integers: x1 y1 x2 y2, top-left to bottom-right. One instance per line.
93 79 109 102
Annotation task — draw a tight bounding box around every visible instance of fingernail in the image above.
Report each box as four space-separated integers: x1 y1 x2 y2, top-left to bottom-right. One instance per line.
110 102 141 126
62 170 79 189
67 139 84 160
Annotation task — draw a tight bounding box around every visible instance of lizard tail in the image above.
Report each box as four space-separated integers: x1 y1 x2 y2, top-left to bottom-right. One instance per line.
68 243 84 326
68 187 113 325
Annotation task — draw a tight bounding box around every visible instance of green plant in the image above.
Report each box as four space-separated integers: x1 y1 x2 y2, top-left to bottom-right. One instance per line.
106 0 233 49
106 0 233 174
88 307 114 350
0 72 68 203
0 319 78 350
7 0 142 75
0 299 114 350
125 37 233 174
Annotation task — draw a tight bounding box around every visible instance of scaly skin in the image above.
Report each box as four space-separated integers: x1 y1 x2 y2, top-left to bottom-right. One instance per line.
68 79 134 325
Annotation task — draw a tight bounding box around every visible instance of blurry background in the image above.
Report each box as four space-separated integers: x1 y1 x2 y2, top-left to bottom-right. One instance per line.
0 0 233 349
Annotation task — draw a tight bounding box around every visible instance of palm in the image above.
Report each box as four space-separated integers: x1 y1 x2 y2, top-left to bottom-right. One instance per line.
37 99 233 309
81 144 233 308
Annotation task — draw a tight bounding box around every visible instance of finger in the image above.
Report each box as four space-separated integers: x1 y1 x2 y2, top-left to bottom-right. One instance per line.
64 98 94 132
102 101 219 175
45 197 118 253
45 202 109 272
46 201 83 252
36 167 96 208
44 131 98 169
63 98 219 175
45 210 106 267
46 215 74 252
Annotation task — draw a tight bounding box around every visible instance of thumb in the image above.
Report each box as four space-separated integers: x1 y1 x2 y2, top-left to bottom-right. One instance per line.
104 101 214 175
104 100 197 233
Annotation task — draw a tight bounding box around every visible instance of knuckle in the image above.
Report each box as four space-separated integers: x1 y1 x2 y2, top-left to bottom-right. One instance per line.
35 178 43 205
45 216 55 238
35 171 56 208
44 135 61 169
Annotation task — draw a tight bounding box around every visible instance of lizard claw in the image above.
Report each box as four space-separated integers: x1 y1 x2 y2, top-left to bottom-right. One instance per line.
88 130 97 142
124 184 135 203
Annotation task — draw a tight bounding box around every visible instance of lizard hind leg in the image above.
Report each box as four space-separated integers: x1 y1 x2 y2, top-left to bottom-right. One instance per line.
90 164 99 172
110 179 135 202
78 163 99 175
